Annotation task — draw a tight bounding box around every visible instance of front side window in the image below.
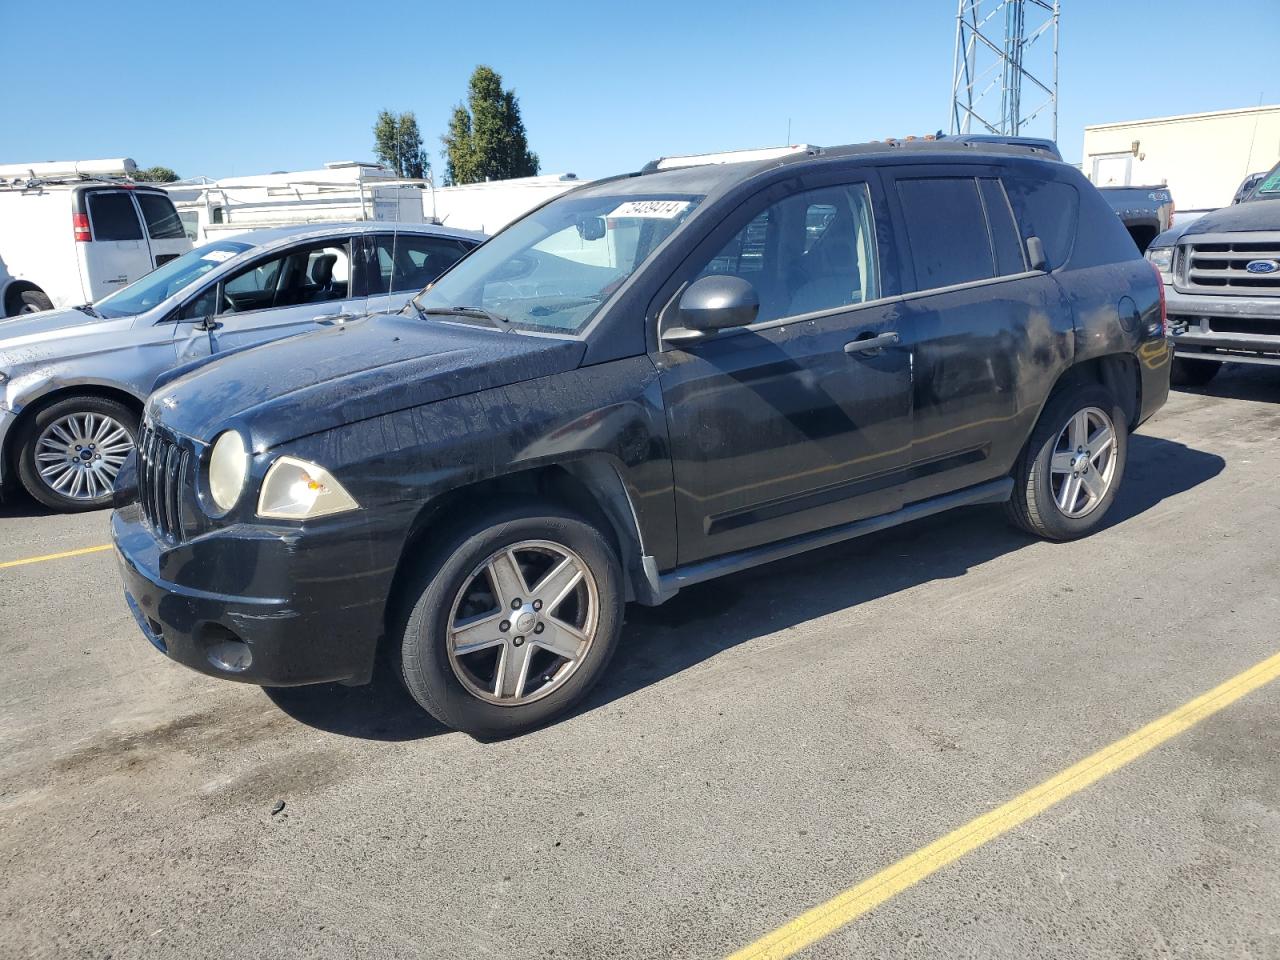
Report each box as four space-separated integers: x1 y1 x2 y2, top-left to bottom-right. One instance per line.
95 240 251 318
415 193 702 333
87 191 144 241
692 182 880 323
373 235 473 294
220 241 351 314
137 193 187 240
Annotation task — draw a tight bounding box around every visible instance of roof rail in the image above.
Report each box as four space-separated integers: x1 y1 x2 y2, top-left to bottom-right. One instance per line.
641 144 817 173
934 134 1063 161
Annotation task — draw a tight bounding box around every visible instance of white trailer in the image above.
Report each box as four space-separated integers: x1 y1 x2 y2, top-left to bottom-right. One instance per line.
426 174 590 233
165 161 431 242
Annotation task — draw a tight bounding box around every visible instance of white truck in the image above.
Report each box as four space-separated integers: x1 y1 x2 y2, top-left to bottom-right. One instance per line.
0 159 191 316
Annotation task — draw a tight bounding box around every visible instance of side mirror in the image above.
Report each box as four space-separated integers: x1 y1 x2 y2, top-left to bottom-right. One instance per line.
1026 236 1048 272
664 275 760 343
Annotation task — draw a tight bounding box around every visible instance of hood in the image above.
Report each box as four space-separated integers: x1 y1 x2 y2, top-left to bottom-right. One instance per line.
0 308 135 363
151 311 587 448
1179 197 1280 237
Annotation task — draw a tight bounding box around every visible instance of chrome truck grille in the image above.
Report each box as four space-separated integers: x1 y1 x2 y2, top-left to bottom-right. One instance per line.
1182 235 1280 295
136 425 193 542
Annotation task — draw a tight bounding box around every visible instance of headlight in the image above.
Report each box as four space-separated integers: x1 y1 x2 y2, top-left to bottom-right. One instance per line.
257 456 358 520
1146 246 1173 278
207 431 249 513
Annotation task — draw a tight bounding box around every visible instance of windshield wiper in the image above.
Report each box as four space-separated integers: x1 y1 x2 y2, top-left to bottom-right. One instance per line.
417 305 510 329
73 303 100 318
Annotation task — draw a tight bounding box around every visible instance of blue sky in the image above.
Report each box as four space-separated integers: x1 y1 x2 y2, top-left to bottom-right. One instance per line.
1 0 1276 180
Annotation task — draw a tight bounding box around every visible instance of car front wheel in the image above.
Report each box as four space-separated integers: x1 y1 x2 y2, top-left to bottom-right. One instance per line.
396 502 624 738
1006 384 1128 541
15 396 139 512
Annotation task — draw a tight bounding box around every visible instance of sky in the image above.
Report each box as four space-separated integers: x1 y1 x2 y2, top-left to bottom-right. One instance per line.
1 0 1277 182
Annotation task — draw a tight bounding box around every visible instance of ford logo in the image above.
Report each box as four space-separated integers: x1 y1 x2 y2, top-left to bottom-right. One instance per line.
1245 259 1280 275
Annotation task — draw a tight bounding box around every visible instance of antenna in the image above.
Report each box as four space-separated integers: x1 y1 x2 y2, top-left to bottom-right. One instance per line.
950 0 1060 141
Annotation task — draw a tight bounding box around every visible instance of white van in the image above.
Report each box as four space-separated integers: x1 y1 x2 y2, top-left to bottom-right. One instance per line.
0 159 192 316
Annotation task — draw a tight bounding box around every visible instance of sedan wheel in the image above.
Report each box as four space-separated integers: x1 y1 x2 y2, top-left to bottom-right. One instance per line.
34 412 135 503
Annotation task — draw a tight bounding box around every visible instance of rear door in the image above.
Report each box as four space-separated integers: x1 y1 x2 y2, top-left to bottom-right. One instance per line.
656 172 913 565
882 165 1073 503
135 191 192 267
172 236 360 357
79 188 152 299
363 231 477 313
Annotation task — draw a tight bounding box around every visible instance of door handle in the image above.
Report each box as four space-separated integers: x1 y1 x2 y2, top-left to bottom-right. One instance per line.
844 330 900 355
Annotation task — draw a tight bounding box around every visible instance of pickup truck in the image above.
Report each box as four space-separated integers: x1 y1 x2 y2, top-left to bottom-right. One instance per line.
1098 185 1175 253
1146 160 1280 385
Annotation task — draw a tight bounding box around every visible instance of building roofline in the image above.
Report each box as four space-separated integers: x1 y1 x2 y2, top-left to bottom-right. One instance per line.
1085 104 1280 132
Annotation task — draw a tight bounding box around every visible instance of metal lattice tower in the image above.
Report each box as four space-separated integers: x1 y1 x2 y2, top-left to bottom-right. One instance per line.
950 0 1060 141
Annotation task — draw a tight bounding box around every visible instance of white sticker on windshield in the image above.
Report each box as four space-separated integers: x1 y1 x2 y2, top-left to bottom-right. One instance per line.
201 250 236 263
606 200 691 220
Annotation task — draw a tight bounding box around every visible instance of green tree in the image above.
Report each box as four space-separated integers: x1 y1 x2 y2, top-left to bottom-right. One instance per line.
373 110 429 179
132 166 179 182
441 66 539 185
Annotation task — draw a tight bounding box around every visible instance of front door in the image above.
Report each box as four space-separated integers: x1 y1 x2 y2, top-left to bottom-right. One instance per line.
656 176 913 565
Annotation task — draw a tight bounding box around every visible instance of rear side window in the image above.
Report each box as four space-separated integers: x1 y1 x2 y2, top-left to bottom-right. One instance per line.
87 192 143 241
897 178 994 289
137 193 187 240
1003 178 1078 270
373 235 473 293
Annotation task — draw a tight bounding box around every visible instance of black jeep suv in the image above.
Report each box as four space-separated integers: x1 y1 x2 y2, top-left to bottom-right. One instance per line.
114 140 1172 737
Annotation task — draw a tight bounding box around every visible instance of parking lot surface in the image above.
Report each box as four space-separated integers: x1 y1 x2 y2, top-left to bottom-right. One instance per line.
2 367 1279 959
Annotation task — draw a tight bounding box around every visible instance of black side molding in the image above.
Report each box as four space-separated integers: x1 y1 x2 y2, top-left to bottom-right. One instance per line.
657 477 1014 600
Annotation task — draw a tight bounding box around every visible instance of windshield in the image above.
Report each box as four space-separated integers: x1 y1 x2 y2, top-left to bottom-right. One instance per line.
94 240 252 318
1253 163 1280 201
413 193 703 333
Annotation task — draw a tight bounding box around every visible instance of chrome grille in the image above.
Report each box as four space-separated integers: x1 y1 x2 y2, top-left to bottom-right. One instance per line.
1182 236 1280 295
136 425 192 542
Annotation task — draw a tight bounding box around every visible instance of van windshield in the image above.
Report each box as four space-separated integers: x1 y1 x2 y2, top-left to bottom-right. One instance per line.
94 240 251 318
412 193 702 334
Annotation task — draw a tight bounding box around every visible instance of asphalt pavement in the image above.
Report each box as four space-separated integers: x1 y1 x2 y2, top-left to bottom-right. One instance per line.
2 366 1278 959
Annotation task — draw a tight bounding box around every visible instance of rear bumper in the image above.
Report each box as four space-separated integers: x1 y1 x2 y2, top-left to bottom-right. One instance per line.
1166 287 1280 360
113 503 394 687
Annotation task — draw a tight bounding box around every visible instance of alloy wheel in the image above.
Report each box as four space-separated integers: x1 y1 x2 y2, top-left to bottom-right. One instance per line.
34 412 134 502
446 539 599 706
1049 406 1118 519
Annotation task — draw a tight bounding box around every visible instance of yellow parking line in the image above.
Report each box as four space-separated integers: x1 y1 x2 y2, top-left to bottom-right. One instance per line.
727 649 1280 960
0 544 113 570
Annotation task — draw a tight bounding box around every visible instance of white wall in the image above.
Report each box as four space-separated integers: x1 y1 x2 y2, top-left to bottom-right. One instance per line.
1082 105 1280 210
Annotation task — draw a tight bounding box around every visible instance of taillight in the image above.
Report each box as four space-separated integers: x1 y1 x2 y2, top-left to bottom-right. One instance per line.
1169 197 1175 227
1149 260 1168 337
72 212 91 242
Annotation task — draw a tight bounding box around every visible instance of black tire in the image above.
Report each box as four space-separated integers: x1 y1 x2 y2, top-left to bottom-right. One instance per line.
396 501 624 738
1170 356 1221 387
1006 383 1129 541
14 396 139 512
15 288 54 315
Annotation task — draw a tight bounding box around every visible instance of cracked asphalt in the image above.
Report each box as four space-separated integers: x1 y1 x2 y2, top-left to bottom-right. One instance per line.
2 366 1278 959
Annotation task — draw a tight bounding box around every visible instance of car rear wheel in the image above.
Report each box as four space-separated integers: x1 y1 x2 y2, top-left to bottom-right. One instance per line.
1006 384 1128 541
15 396 138 512
15 288 54 315
396 502 624 738
1170 356 1221 387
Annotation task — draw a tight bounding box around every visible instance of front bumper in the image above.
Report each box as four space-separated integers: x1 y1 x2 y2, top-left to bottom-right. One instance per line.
1166 286 1280 363
0 407 16 488
113 502 396 687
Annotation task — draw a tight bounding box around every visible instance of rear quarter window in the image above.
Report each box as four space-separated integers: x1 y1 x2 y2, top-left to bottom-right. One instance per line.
1003 177 1077 270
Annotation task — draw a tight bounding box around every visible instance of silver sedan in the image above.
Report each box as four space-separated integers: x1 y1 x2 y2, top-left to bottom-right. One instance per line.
0 221 483 511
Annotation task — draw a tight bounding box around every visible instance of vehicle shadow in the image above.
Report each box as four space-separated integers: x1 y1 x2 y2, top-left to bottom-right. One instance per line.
577 434 1224 722
1178 363 1280 403
267 435 1223 741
